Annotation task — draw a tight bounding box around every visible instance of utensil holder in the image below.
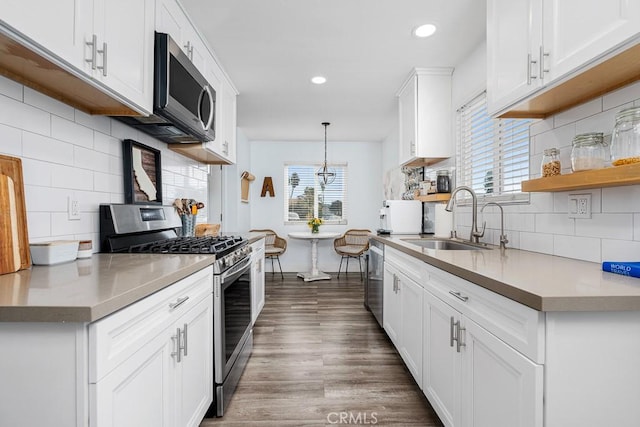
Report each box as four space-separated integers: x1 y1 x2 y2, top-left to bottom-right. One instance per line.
181 214 196 237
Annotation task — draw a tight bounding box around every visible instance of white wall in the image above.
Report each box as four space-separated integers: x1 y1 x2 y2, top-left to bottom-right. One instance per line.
450 44 640 263
0 75 209 251
220 127 251 233
249 140 382 273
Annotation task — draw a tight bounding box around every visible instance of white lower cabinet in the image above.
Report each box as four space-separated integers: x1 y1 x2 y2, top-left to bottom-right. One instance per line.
422 275 543 427
251 238 266 324
90 267 214 427
383 247 424 387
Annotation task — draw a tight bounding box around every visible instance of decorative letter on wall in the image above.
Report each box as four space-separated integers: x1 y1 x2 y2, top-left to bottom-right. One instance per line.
261 177 275 197
240 171 255 203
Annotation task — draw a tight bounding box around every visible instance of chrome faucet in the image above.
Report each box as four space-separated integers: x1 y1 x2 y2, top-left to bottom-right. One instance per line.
445 186 485 244
481 202 509 250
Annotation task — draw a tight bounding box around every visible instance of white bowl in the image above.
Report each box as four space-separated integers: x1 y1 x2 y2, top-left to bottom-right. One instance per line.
30 240 79 265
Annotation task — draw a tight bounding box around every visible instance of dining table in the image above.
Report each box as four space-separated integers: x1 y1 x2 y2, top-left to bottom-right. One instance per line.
288 231 341 282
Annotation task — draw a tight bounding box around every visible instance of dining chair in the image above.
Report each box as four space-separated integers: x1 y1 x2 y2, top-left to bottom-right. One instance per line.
333 229 371 280
250 229 287 279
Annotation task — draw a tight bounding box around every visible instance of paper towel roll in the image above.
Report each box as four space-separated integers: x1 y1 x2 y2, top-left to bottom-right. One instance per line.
434 203 453 238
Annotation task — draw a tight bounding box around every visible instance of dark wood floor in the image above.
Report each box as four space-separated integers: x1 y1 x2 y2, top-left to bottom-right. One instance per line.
201 272 443 426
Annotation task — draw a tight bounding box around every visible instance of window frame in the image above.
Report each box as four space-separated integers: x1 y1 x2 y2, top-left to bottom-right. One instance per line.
283 162 348 225
455 91 531 205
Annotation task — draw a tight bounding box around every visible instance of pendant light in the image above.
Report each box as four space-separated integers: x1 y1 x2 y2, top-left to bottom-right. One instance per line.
316 122 336 185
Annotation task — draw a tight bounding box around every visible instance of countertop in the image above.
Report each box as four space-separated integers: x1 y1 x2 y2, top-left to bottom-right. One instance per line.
0 232 266 323
373 234 640 312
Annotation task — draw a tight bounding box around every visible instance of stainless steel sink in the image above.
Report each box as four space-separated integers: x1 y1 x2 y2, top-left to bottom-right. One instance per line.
402 239 491 250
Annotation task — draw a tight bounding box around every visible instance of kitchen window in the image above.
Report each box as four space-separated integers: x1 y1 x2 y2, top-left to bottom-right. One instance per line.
284 163 347 224
456 91 531 203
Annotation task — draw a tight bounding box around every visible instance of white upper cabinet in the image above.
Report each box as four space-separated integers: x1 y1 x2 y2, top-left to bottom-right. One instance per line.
156 0 207 75
487 0 640 117
398 68 453 167
93 0 154 113
542 0 640 81
0 0 154 115
486 0 543 115
0 0 90 70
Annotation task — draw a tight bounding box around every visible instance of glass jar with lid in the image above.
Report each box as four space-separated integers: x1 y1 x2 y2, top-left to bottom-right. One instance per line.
571 132 607 172
541 148 561 177
436 170 450 193
611 106 640 166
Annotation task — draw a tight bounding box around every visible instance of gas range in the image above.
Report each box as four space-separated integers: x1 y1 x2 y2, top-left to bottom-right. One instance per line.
99 204 250 273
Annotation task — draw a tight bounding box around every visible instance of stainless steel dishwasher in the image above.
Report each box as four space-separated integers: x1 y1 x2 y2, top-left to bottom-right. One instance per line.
365 238 384 327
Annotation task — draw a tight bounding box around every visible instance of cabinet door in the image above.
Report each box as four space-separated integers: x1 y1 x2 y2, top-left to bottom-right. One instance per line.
398 75 417 165
423 289 461 427
399 273 423 388
0 0 90 70
95 0 154 113
487 0 543 115
251 241 266 324
543 0 640 81
175 296 213 427
221 78 237 163
383 263 402 348
91 330 174 427
461 318 543 427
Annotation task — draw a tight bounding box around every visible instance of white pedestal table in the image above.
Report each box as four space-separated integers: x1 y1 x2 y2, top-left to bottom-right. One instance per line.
288 231 341 282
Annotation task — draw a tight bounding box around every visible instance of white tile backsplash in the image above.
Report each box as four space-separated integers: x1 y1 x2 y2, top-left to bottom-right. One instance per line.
4 80 208 244
553 235 601 263
454 80 640 263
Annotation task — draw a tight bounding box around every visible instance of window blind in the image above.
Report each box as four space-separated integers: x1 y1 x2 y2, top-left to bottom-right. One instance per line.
283 163 348 224
456 92 531 203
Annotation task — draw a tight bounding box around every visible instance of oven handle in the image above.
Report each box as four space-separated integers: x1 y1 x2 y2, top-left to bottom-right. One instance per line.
220 256 251 285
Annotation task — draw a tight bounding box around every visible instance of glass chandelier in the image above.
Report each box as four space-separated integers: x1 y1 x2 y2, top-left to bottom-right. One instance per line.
316 122 336 185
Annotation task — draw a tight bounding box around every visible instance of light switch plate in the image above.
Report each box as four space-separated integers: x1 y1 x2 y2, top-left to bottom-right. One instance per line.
568 194 591 219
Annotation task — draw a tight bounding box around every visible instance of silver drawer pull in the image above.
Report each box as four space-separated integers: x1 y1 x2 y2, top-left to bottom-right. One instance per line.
449 291 469 302
169 296 190 310
450 316 456 347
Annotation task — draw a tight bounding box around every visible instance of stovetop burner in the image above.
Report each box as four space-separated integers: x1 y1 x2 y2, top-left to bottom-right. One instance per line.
129 235 245 256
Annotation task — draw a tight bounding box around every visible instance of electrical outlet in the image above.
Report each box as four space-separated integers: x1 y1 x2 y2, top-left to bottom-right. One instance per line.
68 197 80 220
568 194 591 219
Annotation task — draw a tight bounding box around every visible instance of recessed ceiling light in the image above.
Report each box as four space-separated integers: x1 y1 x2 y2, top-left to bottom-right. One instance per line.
311 76 327 85
414 24 437 38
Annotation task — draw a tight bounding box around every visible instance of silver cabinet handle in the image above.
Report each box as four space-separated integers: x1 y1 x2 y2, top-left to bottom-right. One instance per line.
540 45 549 80
169 296 189 310
181 323 188 357
450 316 455 347
171 327 182 362
97 42 107 76
223 141 229 155
449 291 469 302
456 322 466 353
527 53 538 84
86 34 97 69
184 41 193 59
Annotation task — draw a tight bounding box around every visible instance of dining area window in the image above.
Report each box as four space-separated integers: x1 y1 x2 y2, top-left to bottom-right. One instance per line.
283 163 348 224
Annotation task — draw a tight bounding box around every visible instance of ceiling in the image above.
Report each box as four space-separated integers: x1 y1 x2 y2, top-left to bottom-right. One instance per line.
181 0 487 142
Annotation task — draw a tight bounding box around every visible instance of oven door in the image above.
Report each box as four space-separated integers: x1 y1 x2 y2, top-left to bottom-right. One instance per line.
214 256 252 383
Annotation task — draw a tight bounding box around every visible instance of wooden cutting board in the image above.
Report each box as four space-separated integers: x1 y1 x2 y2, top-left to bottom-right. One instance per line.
0 175 20 274
0 154 30 271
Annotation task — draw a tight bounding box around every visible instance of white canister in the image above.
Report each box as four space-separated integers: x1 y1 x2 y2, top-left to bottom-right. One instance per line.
434 203 453 238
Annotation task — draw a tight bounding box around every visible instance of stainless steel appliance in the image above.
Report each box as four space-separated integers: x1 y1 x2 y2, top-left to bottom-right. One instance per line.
115 32 216 144
422 201 436 234
365 238 384 327
99 204 252 417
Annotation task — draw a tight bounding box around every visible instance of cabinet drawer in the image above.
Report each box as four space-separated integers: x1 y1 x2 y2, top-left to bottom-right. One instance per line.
89 266 213 382
385 246 426 286
424 264 544 363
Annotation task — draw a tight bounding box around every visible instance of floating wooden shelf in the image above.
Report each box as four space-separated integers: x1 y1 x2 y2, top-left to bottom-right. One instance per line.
415 193 451 202
521 163 640 192
169 143 232 165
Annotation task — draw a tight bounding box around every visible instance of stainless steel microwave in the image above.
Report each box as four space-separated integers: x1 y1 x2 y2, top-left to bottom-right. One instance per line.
115 32 215 143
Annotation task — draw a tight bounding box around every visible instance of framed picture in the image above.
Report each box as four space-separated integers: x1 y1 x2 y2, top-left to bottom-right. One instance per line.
122 139 163 204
